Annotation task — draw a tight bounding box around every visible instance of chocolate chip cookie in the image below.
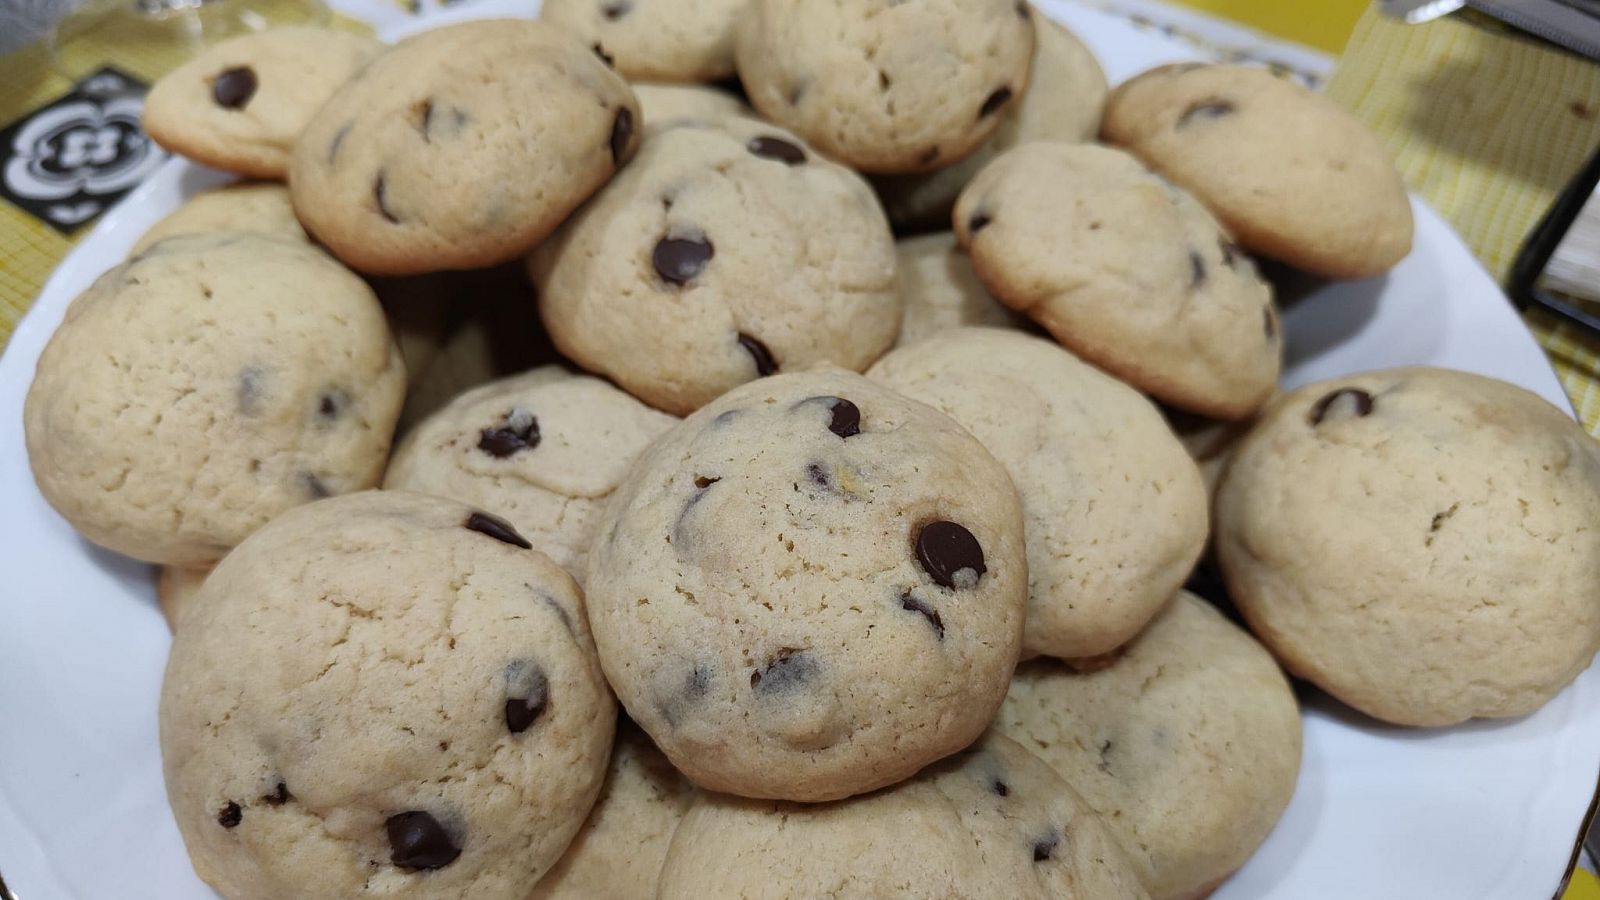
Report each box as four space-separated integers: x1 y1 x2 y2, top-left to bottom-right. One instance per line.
870 328 1208 662
875 14 1107 231
130 181 305 256
633 82 749 130
159 490 615 900
143 27 383 179
954 141 1280 420
734 0 1035 173
998 592 1302 900
1102 63 1413 278
657 731 1148 900
584 370 1028 801
290 19 641 275
542 0 746 82
24 233 404 565
1215 367 1600 726
156 564 211 632
531 116 898 415
385 366 678 585
893 232 1027 348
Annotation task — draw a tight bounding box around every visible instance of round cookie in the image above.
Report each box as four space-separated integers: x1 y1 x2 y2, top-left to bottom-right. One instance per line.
997 592 1302 900
531 116 898 416
954 141 1280 420
893 232 1027 348
1215 367 1600 726
529 720 694 899
1101 63 1413 278
290 19 641 275
585 370 1028 801
543 0 746 82
870 328 1208 661
160 490 615 900
143 27 383 179
24 233 404 566
657 731 1148 900
875 14 1107 231
130 182 305 256
734 0 1035 174
633 82 748 130
385 366 678 585
156 564 212 632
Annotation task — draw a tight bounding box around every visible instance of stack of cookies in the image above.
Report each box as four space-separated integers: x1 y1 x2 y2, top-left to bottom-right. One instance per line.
20 3 1600 898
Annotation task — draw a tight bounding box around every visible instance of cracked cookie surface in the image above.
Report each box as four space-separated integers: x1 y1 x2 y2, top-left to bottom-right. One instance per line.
584 370 1027 801
1215 367 1600 726
159 490 615 900
998 592 1301 900
24 232 405 565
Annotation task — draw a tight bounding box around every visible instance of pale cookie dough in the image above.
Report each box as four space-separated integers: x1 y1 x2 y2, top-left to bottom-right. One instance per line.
955 142 1280 420
633 82 748 130
893 232 1027 348
875 14 1107 231
143 27 383 179
160 490 615 900
543 0 746 82
657 731 1148 900
1102 63 1413 278
130 182 305 255
24 233 404 565
532 116 898 416
156 564 212 632
385 366 678 585
585 370 1028 801
290 19 641 275
998 592 1302 900
734 0 1035 174
870 328 1208 661
529 721 694 899
1215 367 1600 726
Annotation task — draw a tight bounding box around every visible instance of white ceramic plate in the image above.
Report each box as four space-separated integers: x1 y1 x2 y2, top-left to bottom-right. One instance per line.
1 2 1594 897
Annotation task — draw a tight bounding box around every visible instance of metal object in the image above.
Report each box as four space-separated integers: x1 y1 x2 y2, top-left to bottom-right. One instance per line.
1509 140 1600 334
1379 0 1468 23
1468 0 1600 58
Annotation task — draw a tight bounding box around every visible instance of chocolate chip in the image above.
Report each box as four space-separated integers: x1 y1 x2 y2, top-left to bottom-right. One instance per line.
317 389 348 422
601 0 630 19
211 67 256 109
738 333 777 377
465 511 532 549
610 107 633 167
1263 306 1276 339
386 811 460 870
787 81 806 106
299 471 330 499
1016 0 1030 17
992 779 1010 796
968 211 992 234
593 43 615 67
749 649 818 694
915 521 986 589
1219 238 1242 267
504 659 550 733
979 86 1014 119
1178 97 1235 127
1309 388 1374 425
653 234 713 285
327 124 351 163
260 782 291 806
1032 830 1060 862
805 462 830 489
748 135 806 165
237 366 265 416
374 173 398 224
693 474 720 489
1189 250 1207 288
217 801 242 828
900 592 945 639
918 146 942 166
823 398 860 438
478 407 540 457
415 99 433 138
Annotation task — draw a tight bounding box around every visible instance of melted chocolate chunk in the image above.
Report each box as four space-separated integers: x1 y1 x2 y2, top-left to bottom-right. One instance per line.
1032 830 1060 862
505 660 550 733
693 474 721 489
748 135 807 165
465 511 532 549
738 333 777 377
610 107 634 167
386 811 460 870
261 782 291 806
593 43 615 67
1308 388 1374 425
750 650 818 694
1189 250 1207 288
824 398 860 438
968 211 992 234
212 67 257 109
992 779 1010 797
601 0 631 19
317 389 348 422
299 471 330 499
478 407 540 457
915 521 986 589
979 86 1014 119
900 592 945 640
1178 97 1235 127
217 801 242 828
653 234 713 285
374 174 399 224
